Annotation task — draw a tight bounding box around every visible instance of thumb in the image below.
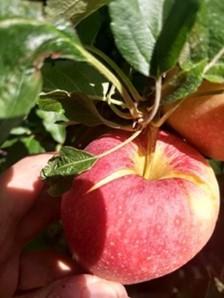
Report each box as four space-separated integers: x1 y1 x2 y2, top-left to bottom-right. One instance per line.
15 274 129 298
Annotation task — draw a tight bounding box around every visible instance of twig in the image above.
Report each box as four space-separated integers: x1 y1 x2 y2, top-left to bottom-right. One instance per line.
97 129 142 159
82 48 141 119
143 76 162 127
88 94 127 107
204 47 224 74
86 45 143 103
108 102 133 120
153 101 182 128
106 85 132 119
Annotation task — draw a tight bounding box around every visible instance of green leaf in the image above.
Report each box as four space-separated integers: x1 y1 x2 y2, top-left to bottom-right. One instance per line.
0 73 41 121
164 60 206 103
109 0 201 76
42 60 105 96
0 0 43 19
59 93 105 126
0 134 45 172
46 0 110 25
41 146 98 178
38 97 65 113
109 0 168 76
153 0 202 74
77 10 103 45
10 126 31 136
21 136 45 154
0 16 86 143
209 160 223 175
47 176 74 197
181 0 224 81
36 109 66 144
40 91 124 129
204 64 224 83
40 92 103 126
0 117 25 145
2 134 45 154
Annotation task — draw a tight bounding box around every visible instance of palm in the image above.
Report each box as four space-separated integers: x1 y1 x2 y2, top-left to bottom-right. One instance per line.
0 154 128 298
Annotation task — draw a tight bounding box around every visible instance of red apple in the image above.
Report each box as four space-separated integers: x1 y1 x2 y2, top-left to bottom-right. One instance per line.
165 81 224 160
61 130 220 284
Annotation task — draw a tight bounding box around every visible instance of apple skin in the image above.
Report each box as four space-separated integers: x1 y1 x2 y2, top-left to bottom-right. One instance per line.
165 81 224 160
61 130 220 284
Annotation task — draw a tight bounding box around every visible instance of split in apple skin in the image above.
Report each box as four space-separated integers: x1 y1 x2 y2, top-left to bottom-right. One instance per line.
61 130 220 285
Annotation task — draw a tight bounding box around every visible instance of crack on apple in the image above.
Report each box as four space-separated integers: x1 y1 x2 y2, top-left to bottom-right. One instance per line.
86 168 136 193
86 165 219 209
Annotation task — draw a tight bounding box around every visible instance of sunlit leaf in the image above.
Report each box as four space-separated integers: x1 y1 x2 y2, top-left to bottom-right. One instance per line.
109 0 168 76
41 146 98 178
180 0 224 82
164 60 206 103
0 16 86 143
36 109 66 144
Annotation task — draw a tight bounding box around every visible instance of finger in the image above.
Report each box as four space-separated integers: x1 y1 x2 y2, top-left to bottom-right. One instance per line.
0 249 20 298
15 274 129 298
0 153 53 220
0 154 53 260
18 250 79 290
17 190 60 246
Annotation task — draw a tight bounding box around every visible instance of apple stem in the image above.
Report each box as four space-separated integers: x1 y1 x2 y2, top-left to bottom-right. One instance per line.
143 76 162 127
108 102 134 120
154 77 224 128
153 100 183 128
86 45 143 103
107 85 133 119
97 129 143 159
78 46 142 120
143 125 158 179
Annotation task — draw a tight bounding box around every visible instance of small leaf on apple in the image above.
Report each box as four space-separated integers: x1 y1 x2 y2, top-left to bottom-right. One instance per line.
47 176 74 197
41 146 98 178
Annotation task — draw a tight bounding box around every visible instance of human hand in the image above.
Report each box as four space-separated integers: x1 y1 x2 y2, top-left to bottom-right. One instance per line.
0 154 129 298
